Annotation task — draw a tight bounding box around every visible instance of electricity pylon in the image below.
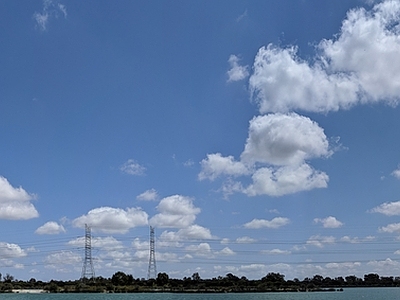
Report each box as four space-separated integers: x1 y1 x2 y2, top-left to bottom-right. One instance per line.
81 224 95 281
147 226 157 279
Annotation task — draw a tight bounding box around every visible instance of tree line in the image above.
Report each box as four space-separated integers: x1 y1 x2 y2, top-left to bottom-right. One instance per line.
1 271 400 293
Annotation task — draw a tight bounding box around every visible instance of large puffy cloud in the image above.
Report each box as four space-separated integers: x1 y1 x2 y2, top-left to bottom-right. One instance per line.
149 195 200 228
200 114 330 196
241 114 331 166
0 176 39 220
321 1 400 101
250 0 400 114
72 207 148 234
249 45 359 113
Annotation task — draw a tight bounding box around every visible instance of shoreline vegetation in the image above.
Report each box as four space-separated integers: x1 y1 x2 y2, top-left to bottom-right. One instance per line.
1 272 399 293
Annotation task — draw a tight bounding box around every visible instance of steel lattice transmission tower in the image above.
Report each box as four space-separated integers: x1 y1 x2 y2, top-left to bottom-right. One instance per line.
81 224 95 281
147 226 157 279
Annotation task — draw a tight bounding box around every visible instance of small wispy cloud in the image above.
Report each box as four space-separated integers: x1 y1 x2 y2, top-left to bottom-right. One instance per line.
137 189 158 201
120 159 146 176
183 159 194 167
314 216 343 228
243 217 290 229
236 9 248 22
33 0 67 31
392 165 400 179
227 55 249 82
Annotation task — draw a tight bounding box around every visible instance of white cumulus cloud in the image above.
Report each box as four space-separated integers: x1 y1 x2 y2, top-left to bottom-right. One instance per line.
35 221 66 235
185 242 213 257
314 216 344 228
370 200 400 216
72 206 148 234
159 225 213 245
0 242 27 258
149 195 200 228
379 222 400 233
241 113 331 166
199 114 330 197
249 0 400 114
217 247 235 256
0 176 39 220
199 153 251 181
243 217 290 229
244 163 328 197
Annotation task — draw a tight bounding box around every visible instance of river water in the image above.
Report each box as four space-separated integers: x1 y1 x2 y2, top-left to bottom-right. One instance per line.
3 288 400 299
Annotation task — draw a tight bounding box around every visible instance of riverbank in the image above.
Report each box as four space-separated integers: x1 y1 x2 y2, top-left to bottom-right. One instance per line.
12 289 47 293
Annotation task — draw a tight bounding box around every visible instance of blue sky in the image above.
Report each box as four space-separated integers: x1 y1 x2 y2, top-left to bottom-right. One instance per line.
2 0 400 281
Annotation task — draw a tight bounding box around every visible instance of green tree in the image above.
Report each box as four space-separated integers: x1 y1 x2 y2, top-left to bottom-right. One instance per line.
156 272 169 286
364 273 380 286
111 271 133 286
3 273 14 283
192 272 201 281
261 272 285 283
